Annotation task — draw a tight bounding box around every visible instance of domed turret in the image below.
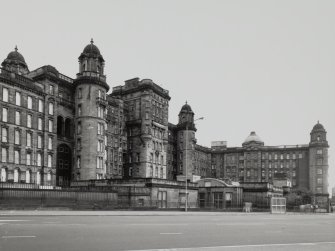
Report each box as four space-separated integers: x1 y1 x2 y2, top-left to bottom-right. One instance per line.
310 121 328 146
178 101 195 130
78 39 105 75
242 131 264 147
1 46 29 74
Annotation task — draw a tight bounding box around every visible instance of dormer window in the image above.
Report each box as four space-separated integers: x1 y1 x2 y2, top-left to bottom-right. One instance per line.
317 135 320 141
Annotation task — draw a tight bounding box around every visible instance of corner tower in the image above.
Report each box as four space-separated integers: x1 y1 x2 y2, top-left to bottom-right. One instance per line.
1 46 29 75
176 102 198 181
309 121 329 195
73 39 109 180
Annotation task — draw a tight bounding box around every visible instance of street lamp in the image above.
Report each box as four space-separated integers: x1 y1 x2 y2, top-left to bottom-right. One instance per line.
185 116 204 212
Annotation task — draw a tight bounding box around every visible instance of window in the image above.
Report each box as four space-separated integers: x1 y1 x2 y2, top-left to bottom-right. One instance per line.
2 127 8 142
48 120 53 132
27 114 32 128
2 107 8 122
48 154 52 168
49 102 54 115
26 153 31 166
38 118 43 130
77 156 81 168
38 100 43 113
97 156 103 169
14 150 20 164
14 169 19 182
317 149 323 155
77 122 81 134
98 89 102 98
48 137 53 150
2 87 8 102
15 111 20 125
26 132 32 147
1 148 8 162
26 170 31 183
317 158 323 165
49 85 54 95
47 172 51 182
37 153 42 166
317 178 323 185
292 171 296 177
15 92 21 106
96 173 103 180
15 130 20 144
98 123 103 135
97 140 103 152
38 135 43 148
317 168 323 175
299 153 303 159
78 104 82 116
27 96 32 109
78 88 82 99
77 138 81 150
316 187 322 193
97 106 104 118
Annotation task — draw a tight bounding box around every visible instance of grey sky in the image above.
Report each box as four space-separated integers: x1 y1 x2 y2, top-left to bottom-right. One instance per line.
1 0 334 192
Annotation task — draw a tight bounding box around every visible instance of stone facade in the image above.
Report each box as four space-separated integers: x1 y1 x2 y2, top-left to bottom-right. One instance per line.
0 43 330 197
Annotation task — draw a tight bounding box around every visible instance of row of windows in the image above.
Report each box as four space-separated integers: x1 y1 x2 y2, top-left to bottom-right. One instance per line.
1 87 54 114
2 108 54 131
1 148 53 167
0 168 52 184
1 128 53 149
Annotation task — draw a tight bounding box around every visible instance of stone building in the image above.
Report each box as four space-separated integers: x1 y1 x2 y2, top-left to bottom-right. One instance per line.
0 42 330 198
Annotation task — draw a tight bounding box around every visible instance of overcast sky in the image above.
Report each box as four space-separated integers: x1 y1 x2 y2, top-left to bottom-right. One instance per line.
1 0 334 192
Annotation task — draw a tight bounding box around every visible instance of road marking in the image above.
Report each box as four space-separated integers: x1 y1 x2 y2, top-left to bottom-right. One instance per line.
160 233 183 235
128 223 188 226
2 236 36 239
0 220 32 222
129 241 335 250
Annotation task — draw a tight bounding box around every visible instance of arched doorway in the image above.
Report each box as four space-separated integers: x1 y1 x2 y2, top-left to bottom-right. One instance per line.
56 144 72 187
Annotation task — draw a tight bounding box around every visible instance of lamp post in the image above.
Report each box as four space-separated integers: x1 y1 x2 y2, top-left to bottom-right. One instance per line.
185 117 204 212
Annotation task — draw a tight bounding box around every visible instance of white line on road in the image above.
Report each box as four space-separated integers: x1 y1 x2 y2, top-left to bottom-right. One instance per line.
129 241 335 251
2 236 36 239
160 233 183 235
0 220 32 222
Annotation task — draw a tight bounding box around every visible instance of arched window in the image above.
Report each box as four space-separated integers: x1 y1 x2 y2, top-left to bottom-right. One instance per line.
36 171 41 185
14 169 19 183
57 116 63 136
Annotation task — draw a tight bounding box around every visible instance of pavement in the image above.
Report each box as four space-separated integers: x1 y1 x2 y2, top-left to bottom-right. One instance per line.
0 211 334 251
0 209 333 216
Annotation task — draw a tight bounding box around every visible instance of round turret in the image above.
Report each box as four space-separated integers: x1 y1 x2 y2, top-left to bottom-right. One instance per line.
1 46 29 74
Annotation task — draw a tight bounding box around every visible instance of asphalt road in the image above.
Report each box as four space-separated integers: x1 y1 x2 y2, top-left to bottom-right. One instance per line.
0 213 334 251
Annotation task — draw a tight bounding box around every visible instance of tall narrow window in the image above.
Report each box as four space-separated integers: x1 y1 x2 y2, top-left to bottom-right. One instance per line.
26 114 32 128
48 154 52 168
2 108 8 122
14 130 20 144
26 132 32 147
2 127 8 143
77 122 82 134
38 118 43 130
26 153 31 166
38 135 43 148
78 88 82 99
14 169 19 182
49 85 54 95
25 170 31 183
14 150 20 164
77 138 81 150
15 111 20 125
38 100 43 113
1 148 8 162
37 153 42 167
48 119 53 132
77 156 81 169
48 136 53 150
2 87 8 102
78 104 82 116
15 92 21 106
27 96 32 109
49 102 54 115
